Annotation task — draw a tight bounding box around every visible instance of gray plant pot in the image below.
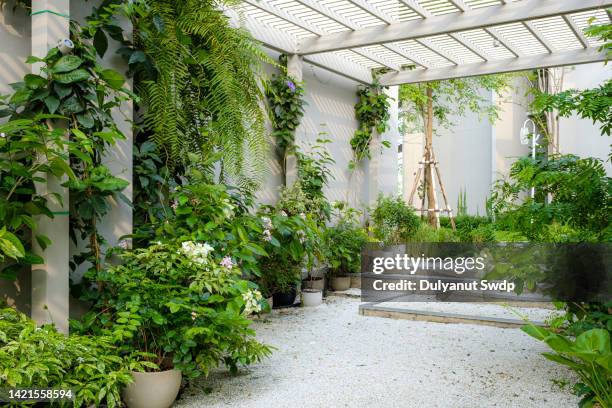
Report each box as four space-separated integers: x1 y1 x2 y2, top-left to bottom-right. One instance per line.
350 273 361 289
331 276 351 291
303 277 325 291
123 369 181 408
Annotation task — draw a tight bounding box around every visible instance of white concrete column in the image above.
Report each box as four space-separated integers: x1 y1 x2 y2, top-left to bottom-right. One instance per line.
285 54 303 186
30 0 70 334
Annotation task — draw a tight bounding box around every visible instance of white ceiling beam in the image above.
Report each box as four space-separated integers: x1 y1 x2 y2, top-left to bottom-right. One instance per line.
352 48 402 71
523 21 554 53
449 33 489 61
398 0 431 18
346 0 394 24
304 53 373 84
379 47 607 85
382 43 430 68
483 27 521 57
562 15 589 48
447 0 468 12
240 15 298 53
416 38 460 65
292 0 355 28
297 0 612 54
242 0 321 34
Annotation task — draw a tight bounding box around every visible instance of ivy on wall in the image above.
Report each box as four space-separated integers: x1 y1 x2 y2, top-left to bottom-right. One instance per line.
350 81 391 169
266 55 306 184
0 23 131 285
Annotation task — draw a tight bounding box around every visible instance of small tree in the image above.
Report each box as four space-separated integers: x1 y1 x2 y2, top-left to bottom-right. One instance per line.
399 75 513 227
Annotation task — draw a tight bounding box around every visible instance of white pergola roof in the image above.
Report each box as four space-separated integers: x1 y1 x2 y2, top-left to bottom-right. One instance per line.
236 0 612 84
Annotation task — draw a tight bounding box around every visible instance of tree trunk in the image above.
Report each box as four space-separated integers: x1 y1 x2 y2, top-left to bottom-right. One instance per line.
424 86 437 227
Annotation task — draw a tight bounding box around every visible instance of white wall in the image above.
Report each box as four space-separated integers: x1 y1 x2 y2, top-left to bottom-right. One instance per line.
256 55 399 211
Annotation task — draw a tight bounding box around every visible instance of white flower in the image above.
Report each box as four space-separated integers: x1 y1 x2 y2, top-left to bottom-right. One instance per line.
171 200 179 211
242 289 263 315
261 216 273 230
0 133 5 138
76 357 85 364
220 256 234 269
299 213 306 219
117 240 130 250
262 229 272 242
280 210 288 217
191 311 198 321
180 241 214 264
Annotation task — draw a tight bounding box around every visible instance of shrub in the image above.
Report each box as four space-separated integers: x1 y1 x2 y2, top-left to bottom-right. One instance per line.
257 208 320 295
370 194 420 244
76 241 272 379
324 205 369 277
0 307 147 408
523 324 612 407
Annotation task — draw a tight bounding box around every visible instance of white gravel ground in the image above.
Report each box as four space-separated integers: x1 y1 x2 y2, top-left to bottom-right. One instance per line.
175 297 578 408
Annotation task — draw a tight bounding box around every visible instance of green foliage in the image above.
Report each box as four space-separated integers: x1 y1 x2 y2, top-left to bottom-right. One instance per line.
257 208 320 295
0 307 149 408
1 27 131 282
490 154 610 241
522 324 612 408
154 175 266 279
323 204 369 277
399 75 513 134
108 0 270 189
0 117 77 280
370 194 420 244
266 56 306 171
350 82 391 168
407 223 459 243
531 20 612 138
76 241 272 379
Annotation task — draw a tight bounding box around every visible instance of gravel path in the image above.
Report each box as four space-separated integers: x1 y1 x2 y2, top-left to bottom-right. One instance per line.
175 297 578 408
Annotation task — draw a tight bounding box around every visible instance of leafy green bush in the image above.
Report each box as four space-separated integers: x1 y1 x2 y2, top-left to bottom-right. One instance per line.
408 224 459 243
490 154 610 241
257 208 320 295
323 205 369 277
76 241 272 379
523 324 612 407
370 194 420 244
0 307 147 408
0 117 76 280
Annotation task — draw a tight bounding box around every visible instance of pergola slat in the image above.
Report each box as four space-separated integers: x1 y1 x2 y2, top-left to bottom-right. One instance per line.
523 21 554 53
562 15 589 48
379 47 607 85
296 0 611 55
483 27 521 57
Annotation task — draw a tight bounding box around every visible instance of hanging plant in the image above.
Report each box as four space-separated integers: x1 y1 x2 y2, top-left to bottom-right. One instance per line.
266 55 306 184
350 81 391 169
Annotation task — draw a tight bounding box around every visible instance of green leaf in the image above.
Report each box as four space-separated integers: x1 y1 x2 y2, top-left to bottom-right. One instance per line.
44 95 60 114
100 69 125 90
51 55 83 73
53 69 90 84
93 29 109 58
24 74 47 90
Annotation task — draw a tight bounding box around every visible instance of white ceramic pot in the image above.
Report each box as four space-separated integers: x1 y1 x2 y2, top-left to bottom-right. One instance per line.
331 276 351 291
301 289 323 307
123 369 182 408
350 273 361 289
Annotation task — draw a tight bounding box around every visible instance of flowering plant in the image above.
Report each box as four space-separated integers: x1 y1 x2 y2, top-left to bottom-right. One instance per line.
257 206 320 295
76 240 271 378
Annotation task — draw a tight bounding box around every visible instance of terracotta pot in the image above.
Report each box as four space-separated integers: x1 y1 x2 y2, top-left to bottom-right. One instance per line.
331 276 351 291
350 273 361 289
302 277 325 291
123 369 181 408
301 289 323 307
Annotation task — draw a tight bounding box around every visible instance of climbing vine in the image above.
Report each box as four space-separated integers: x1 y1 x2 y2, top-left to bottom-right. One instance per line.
266 55 306 184
350 81 391 169
1 23 131 285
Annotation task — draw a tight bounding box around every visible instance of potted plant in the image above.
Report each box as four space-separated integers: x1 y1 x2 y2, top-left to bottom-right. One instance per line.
258 208 319 307
79 241 272 408
324 204 369 291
